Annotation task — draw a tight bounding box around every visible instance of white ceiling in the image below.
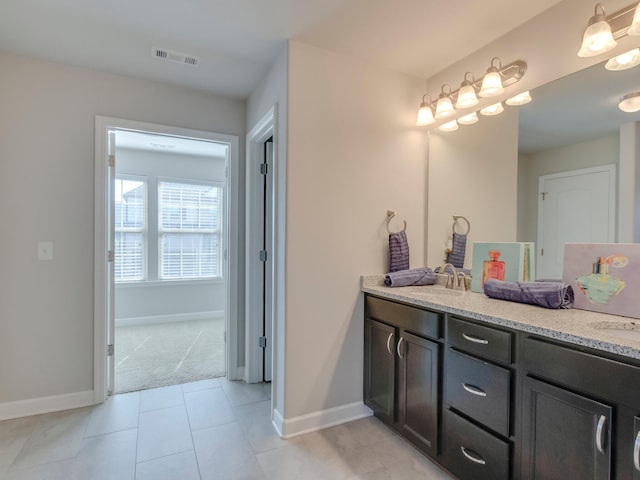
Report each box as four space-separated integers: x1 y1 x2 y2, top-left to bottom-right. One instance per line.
115 130 229 157
0 0 563 99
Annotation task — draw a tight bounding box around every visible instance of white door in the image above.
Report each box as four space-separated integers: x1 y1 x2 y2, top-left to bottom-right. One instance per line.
107 130 116 394
537 165 616 280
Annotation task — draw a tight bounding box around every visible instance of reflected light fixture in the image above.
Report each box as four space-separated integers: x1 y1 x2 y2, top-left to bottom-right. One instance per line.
478 57 505 97
578 3 617 57
618 92 640 112
605 48 640 70
505 91 532 106
438 119 459 132
629 1 640 35
458 112 479 125
480 102 504 116
435 85 455 119
455 73 479 109
416 94 435 126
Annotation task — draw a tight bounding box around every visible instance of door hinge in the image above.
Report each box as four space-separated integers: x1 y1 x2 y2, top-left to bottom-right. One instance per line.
541 192 547 200
259 336 267 348
541 248 544 256
107 250 115 262
259 250 268 262
107 344 114 356
260 163 268 175
108 155 115 168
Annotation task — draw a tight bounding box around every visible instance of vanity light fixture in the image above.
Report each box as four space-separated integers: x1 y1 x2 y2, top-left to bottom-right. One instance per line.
458 112 479 125
605 48 640 70
480 102 504 116
629 1 640 34
578 3 617 57
435 85 455 119
438 119 459 132
618 91 640 112
505 91 532 106
455 73 479 109
416 94 436 126
478 57 505 97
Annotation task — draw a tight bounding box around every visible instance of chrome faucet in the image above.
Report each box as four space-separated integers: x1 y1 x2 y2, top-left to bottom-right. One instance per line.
441 263 457 289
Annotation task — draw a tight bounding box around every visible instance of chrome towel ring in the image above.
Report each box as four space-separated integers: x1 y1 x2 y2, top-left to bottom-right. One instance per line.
452 214 470 235
386 210 407 234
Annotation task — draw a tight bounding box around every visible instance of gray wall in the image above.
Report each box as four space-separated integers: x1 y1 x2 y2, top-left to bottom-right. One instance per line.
0 51 245 405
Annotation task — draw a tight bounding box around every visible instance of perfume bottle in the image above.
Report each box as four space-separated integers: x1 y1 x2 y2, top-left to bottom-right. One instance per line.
482 250 505 287
576 256 626 305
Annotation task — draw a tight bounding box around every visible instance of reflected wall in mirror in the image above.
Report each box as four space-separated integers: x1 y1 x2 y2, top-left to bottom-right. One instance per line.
516 57 640 279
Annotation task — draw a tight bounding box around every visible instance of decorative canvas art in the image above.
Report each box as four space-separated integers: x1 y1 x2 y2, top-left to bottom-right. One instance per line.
562 243 640 319
470 242 535 293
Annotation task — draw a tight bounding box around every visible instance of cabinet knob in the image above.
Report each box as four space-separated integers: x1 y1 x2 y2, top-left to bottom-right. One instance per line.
461 446 486 465
596 415 607 455
462 333 489 345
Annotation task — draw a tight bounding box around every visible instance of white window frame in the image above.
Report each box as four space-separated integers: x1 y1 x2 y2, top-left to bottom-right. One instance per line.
114 174 147 282
158 178 224 281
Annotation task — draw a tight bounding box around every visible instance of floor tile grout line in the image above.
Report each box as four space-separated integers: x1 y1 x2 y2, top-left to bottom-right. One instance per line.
181 384 204 480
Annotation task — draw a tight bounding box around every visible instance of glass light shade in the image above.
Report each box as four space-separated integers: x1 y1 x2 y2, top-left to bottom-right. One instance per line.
478 70 504 97
416 102 435 126
618 92 640 113
458 112 479 125
435 96 455 119
605 48 640 71
628 2 640 35
480 102 504 116
455 83 479 109
578 20 617 57
505 91 532 106
438 119 459 132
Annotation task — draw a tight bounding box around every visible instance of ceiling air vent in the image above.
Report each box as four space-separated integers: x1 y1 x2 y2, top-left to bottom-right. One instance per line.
152 47 199 67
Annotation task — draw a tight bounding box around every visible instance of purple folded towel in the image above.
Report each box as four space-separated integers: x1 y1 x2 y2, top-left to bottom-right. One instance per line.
484 279 574 309
446 232 467 269
389 231 410 273
385 267 436 287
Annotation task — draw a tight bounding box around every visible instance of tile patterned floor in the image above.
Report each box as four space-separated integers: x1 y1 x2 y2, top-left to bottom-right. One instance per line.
0 379 455 479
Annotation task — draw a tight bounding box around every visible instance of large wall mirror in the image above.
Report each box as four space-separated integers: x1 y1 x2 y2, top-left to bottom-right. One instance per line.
516 57 640 279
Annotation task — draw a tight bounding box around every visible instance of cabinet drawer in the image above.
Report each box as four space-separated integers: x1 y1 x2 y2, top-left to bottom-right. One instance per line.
366 295 441 340
522 335 640 407
443 408 510 480
445 349 511 436
448 316 512 364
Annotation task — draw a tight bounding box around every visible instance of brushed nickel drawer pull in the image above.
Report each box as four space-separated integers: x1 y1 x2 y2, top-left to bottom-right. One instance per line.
634 430 640 471
462 333 489 345
386 332 394 355
596 415 607 454
461 446 486 465
462 383 487 397
397 337 405 359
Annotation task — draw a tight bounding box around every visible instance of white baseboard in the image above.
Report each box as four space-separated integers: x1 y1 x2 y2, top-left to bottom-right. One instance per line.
276 401 373 439
0 390 96 421
115 310 223 327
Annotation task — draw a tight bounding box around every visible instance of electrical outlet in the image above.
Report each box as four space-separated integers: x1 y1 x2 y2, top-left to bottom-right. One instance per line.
37 241 53 261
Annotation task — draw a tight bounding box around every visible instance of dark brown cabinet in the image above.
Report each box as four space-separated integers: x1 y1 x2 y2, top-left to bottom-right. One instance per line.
364 296 441 457
521 376 612 480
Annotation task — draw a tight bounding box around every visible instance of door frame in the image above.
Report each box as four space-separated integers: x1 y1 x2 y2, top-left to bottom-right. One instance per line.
245 106 277 383
536 164 616 280
93 116 240 402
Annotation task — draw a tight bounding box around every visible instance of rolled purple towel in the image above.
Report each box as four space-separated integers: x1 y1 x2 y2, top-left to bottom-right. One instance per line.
483 279 574 309
385 267 436 287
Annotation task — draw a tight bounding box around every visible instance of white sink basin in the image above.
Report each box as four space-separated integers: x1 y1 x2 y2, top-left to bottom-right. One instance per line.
590 321 640 342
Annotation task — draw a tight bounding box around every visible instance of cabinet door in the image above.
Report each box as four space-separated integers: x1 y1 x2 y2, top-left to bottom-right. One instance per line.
397 330 439 456
634 417 640 480
364 319 395 424
522 376 612 480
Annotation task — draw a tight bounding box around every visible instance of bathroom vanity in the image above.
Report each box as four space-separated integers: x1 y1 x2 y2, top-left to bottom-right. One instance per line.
362 276 640 480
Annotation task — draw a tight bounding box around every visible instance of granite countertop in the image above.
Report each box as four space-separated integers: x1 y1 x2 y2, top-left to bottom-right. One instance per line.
361 275 640 361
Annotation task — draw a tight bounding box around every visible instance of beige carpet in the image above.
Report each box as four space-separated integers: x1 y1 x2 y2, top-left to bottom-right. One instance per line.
114 318 225 394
